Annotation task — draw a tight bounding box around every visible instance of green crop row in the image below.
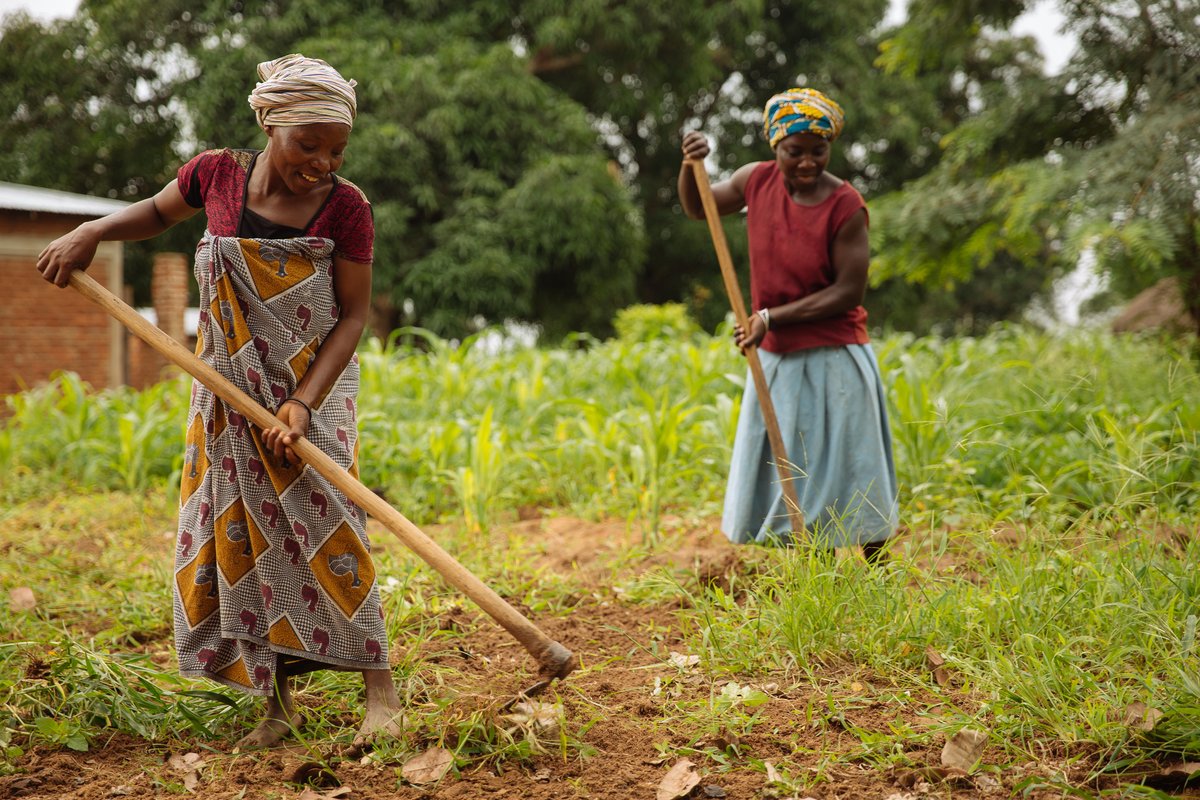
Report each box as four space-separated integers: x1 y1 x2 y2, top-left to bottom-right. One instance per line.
3 325 1198 534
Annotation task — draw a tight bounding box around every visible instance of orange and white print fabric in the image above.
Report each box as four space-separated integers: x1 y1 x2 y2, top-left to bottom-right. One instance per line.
175 233 387 695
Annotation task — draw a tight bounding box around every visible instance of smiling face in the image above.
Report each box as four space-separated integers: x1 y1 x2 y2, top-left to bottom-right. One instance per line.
263 122 351 195
773 131 832 193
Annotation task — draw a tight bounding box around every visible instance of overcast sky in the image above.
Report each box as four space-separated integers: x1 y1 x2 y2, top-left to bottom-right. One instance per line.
0 0 76 22
887 0 1075 74
2 0 1077 76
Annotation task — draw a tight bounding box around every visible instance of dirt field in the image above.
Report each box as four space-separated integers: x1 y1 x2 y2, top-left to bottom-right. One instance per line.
3 514 1197 800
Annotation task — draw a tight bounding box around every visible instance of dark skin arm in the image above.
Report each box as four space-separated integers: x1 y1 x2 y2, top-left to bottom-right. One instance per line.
36 181 199 287
677 131 760 219
260 255 372 464
677 132 870 353
36 176 369 464
734 207 870 351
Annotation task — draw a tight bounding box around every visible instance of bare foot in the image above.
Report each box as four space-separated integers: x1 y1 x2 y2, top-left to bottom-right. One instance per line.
354 669 403 746
234 709 303 750
234 676 299 750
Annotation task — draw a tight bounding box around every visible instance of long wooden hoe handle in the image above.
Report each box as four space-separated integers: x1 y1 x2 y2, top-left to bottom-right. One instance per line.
68 270 576 691
687 160 805 535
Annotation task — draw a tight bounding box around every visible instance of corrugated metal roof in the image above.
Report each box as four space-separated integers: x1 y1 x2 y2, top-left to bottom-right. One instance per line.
0 181 130 216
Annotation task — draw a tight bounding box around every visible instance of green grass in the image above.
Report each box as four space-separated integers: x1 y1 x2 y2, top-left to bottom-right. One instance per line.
2 323 1199 793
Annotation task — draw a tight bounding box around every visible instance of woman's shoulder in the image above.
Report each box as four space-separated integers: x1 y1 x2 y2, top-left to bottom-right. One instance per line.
187 148 256 169
331 175 371 208
747 160 776 180
828 178 867 229
739 160 778 196
180 148 255 184
829 177 863 202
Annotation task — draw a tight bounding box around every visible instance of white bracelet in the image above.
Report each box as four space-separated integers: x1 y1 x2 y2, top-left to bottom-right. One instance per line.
757 307 770 331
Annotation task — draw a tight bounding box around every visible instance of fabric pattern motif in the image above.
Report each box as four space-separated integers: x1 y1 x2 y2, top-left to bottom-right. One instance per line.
763 88 846 147
175 232 388 696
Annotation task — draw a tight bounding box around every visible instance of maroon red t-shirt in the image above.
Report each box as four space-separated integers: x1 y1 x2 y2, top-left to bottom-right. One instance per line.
176 149 374 264
745 161 869 353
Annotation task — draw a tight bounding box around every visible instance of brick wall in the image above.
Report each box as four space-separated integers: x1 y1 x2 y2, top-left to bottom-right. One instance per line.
127 252 194 389
0 211 124 396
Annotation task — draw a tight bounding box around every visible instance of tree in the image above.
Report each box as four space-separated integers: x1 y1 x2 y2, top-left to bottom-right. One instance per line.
503 0 951 328
871 0 1200 331
6 0 1001 336
299 35 644 338
0 8 207 299
0 11 181 199
0 1 643 338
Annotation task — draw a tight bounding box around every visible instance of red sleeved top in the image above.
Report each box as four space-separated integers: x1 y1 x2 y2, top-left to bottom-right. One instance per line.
176 149 374 264
744 161 869 353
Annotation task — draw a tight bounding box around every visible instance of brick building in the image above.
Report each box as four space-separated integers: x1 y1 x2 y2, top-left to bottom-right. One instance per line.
0 182 194 396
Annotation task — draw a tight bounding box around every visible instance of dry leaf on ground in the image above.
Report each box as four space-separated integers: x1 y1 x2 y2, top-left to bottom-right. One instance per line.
9 587 36 612
166 752 204 792
1122 701 1164 732
401 747 454 785
657 758 701 800
976 773 1002 791
297 788 351 800
667 651 701 669
897 766 947 788
764 761 782 784
925 645 950 686
941 728 988 772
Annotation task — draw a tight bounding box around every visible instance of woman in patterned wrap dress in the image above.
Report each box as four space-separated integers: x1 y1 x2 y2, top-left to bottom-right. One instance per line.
36 54 402 748
677 88 898 562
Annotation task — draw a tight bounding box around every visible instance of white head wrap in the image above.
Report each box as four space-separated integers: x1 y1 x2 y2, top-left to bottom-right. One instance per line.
247 54 357 130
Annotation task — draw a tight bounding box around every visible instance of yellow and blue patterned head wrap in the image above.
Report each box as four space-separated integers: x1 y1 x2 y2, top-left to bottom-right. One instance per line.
248 54 358 130
763 88 845 148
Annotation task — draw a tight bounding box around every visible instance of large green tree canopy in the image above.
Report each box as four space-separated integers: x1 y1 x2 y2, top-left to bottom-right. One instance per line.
2 1 649 338
872 0 1200 330
8 1 1187 337
4 0 953 337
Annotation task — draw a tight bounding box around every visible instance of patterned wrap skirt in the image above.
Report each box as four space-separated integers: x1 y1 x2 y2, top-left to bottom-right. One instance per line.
174 233 388 696
721 344 899 548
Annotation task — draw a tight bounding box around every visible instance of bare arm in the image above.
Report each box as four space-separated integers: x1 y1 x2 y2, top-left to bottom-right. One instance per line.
261 255 372 462
677 131 759 219
36 180 199 287
735 208 870 351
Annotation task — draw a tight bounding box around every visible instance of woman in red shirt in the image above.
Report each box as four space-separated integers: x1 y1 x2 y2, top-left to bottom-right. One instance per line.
37 54 401 748
677 88 898 561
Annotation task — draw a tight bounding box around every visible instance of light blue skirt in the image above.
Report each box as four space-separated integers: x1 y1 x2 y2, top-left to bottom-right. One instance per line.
721 344 898 548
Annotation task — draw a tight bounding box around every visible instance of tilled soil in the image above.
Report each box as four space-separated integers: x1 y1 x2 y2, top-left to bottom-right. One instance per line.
3 515 1197 800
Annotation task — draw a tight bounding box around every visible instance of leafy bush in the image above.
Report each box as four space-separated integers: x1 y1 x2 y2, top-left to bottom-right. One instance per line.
613 303 702 344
